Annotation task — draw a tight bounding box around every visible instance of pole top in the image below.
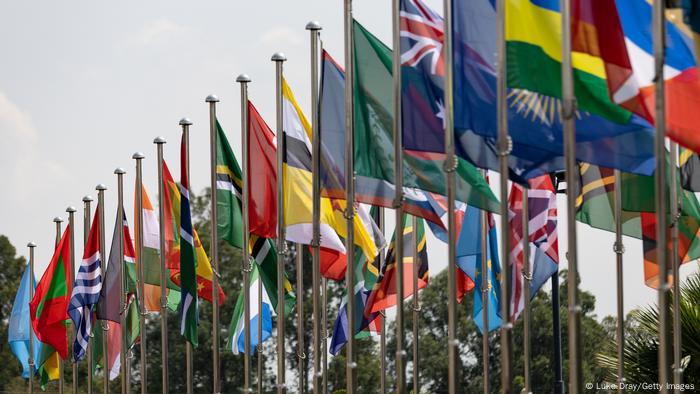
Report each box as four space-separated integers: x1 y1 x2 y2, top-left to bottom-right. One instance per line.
27 241 37 248
306 21 322 31
236 74 251 83
66 206 77 213
114 167 126 175
53 216 64 223
132 152 145 160
82 195 94 203
95 184 107 191
205 94 220 103
271 52 287 62
179 117 192 126
153 136 167 144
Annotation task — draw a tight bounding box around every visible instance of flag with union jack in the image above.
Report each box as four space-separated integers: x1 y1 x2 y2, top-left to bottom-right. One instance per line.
509 175 559 321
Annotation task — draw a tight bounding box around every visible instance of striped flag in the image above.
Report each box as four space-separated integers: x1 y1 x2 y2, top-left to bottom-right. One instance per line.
216 120 244 249
68 205 102 362
509 175 559 321
179 133 198 347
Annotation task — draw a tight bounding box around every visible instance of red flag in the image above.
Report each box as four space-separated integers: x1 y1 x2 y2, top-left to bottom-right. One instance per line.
248 101 278 239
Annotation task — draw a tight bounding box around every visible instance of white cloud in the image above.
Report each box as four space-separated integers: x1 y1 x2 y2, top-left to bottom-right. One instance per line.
0 92 37 141
127 19 190 47
258 27 302 47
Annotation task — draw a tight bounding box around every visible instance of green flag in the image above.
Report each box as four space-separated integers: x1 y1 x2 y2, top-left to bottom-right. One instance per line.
179 139 199 346
250 235 296 315
216 120 245 248
351 20 499 213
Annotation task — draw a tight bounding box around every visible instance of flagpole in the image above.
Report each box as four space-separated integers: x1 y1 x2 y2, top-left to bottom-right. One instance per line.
257 273 263 394
28 241 37 394
306 20 323 394
411 215 420 394
66 206 79 394
132 152 147 394
670 142 683 388
236 74 253 393
153 136 169 394
442 0 462 392
550 270 564 394
53 216 66 394
83 195 95 394
321 277 328 394
205 94 222 394
96 184 109 394
495 0 514 389
521 188 532 394
180 117 195 394
652 0 670 390
480 191 489 394
114 168 128 394
376 208 387 394
613 169 626 390
342 1 357 391
295 244 305 393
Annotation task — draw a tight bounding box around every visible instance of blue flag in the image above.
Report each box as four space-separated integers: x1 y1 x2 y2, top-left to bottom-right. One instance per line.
456 205 502 334
8 264 42 378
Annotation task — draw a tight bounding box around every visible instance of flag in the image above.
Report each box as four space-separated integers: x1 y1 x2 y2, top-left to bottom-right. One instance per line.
93 293 140 380
364 214 428 315
248 102 278 239
37 347 60 388
509 175 559 321
680 148 700 192
452 0 656 179
68 206 103 362
250 235 296 315
179 133 199 347
30 225 71 360
456 205 502 334
8 264 42 378
216 120 245 249
135 184 180 312
617 0 700 153
227 263 272 355
162 160 226 305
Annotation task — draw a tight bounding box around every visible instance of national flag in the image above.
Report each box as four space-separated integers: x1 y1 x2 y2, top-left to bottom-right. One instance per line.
227 263 272 355
216 120 245 249
37 347 60 388
179 133 199 347
452 0 656 179
68 206 103 362
30 225 72 360
617 0 700 153
456 205 502 334
162 160 226 305
680 148 700 192
248 102 277 239
509 175 559 321
8 264 42 378
319 49 498 227
93 294 140 380
364 214 428 315
250 235 296 316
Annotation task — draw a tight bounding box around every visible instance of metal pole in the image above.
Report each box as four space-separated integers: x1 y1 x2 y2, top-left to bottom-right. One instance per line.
306 21 323 394
342 2 357 390
257 276 263 394
296 244 305 393
132 153 147 394
613 169 626 392
321 277 328 394
96 185 109 394
83 196 94 394
652 0 670 391
236 74 253 393
205 94 222 394
114 169 127 394
551 272 564 394
54 216 66 394
271 52 288 394
670 142 682 390
66 206 78 394
443 0 460 392
480 196 489 394
495 0 513 390
376 208 386 394
28 242 37 394
411 215 419 394
180 117 195 394
561 0 582 391
390 0 406 392
522 189 532 394
152 136 169 394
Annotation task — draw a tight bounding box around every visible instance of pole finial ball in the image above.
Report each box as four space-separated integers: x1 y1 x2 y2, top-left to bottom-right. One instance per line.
179 117 192 126
27 242 36 248
95 184 107 191
153 136 167 144
306 21 322 31
132 152 145 160
236 74 251 83
205 94 220 103
271 52 287 62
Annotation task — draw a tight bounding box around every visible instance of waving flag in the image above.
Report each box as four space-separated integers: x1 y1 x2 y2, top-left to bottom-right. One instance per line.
69 206 102 361
30 226 72 360
179 134 199 347
509 176 559 321
216 120 244 249
452 0 655 179
248 102 278 239
9 264 42 378
228 263 272 355
617 0 700 153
